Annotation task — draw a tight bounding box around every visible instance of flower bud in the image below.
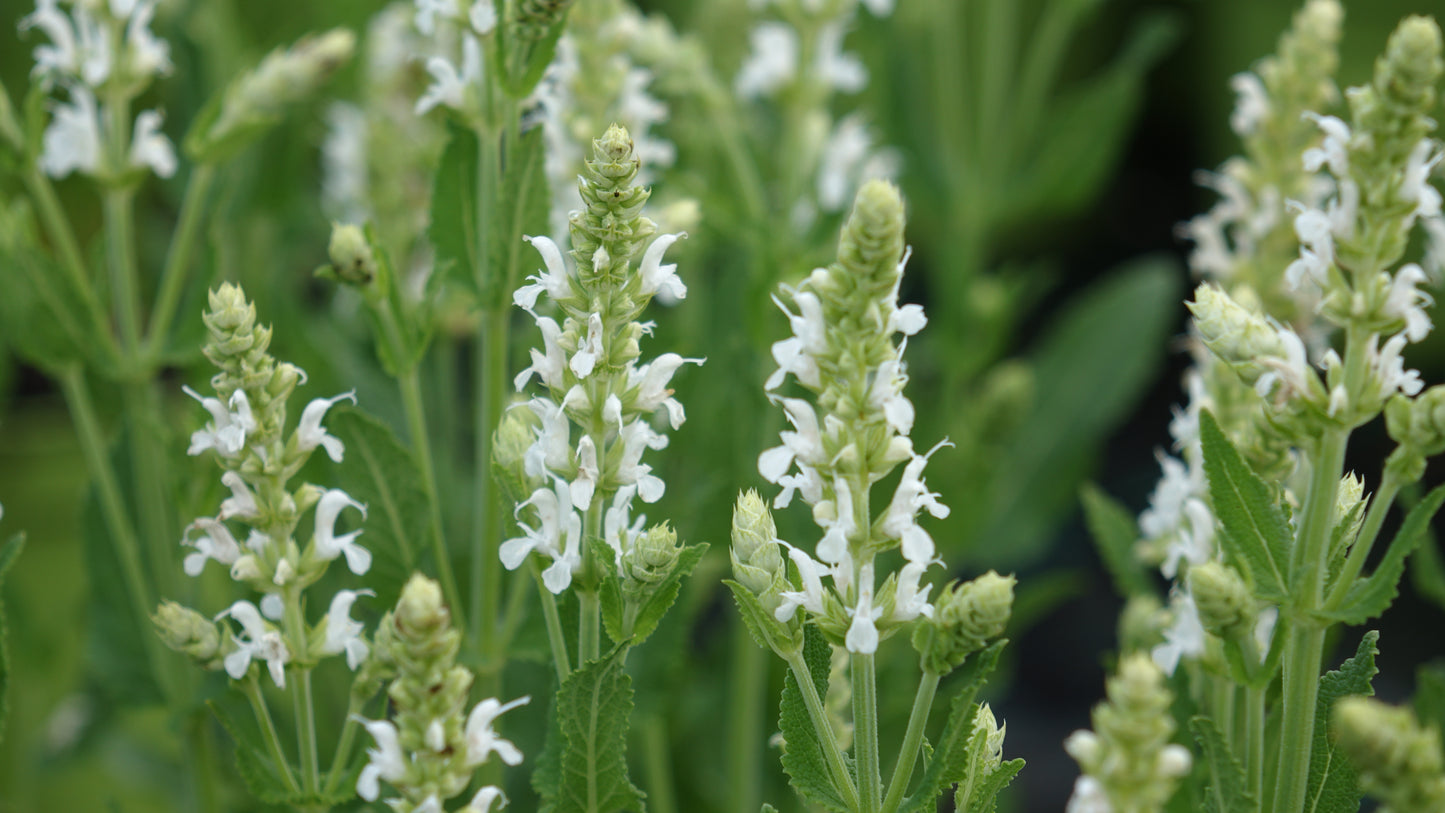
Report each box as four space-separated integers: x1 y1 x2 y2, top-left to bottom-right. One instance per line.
1333 696 1445 811
836 180 906 300
1375 16 1443 113
1188 284 1285 377
1187 561 1254 639
1386 387 1445 457
1118 594 1167 655
153 600 223 666
324 222 378 287
730 490 783 596
205 283 257 334
397 573 448 632
513 0 579 40
914 571 1014 674
622 523 681 591
492 406 543 505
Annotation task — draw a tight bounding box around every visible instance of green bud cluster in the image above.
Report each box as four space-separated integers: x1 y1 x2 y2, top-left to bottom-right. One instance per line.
201 283 304 450
324 223 380 289
1188 561 1256 639
912 571 1014 675
569 124 659 292
512 0 578 40
1066 655 1192 813
1386 387 1445 460
491 406 545 506
1187 284 1285 383
152 600 226 669
1117 595 1167 655
730 490 786 600
1333 696 1445 813
621 522 681 592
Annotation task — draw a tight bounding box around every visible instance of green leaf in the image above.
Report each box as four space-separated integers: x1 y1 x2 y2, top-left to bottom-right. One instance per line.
1305 630 1379 813
556 643 645 813
1320 484 1445 625
725 579 801 657
956 758 1024 813
429 124 482 296
898 641 1007 813
208 698 296 805
0 206 99 373
484 126 550 310
325 407 426 610
81 485 162 705
1198 410 1291 602
779 624 849 813
1414 663 1445 740
1190 716 1255 813
0 533 24 746
1081 483 1153 598
974 257 1179 566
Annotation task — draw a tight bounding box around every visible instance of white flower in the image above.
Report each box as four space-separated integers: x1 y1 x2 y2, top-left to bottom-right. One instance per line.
413 0 457 35
1255 326 1317 404
814 21 866 94
39 85 102 178
815 477 855 564
880 442 952 562
515 235 572 314
1368 333 1424 398
736 23 797 99
1384 263 1434 343
891 559 935 622
219 600 290 687
1284 205 1334 289
501 478 583 594
22 0 110 86
1402 138 1443 222
320 589 373 669
183 386 256 457
122 0 170 79
415 32 482 115
775 543 830 622
464 695 530 766
604 484 645 563
860 0 895 15
1302 113 1352 176
463 786 508 813
260 592 284 620
296 391 356 462
868 355 914 435
313 488 371 574
759 397 826 500
638 232 687 300
817 114 899 212
1424 216 1445 278
616 419 668 503
844 563 882 654
523 398 572 479
1139 453 1199 542
1159 498 1214 579
1151 589 1206 676
356 717 406 801
1065 775 1113 813
219 471 260 520
515 316 570 391
469 0 497 35
629 353 702 429
570 435 599 510
1229 72 1269 136
570 312 605 378
182 517 242 576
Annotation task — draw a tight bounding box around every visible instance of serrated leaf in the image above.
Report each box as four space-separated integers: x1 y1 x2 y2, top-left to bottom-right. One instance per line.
1304 630 1379 813
0 533 24 746
484 126 550 309
430 124 482 296
726 579 800 657
1198 410 1291 601
898 641 1007 813
779 624 850 812
208 698 297 805
0 208 99 373
1190 716 1255 813
325 407 425 610
956 758 1024 813
533 675 563 810
1320 484 1445 625
556 643 644 813
1081 483 1153 598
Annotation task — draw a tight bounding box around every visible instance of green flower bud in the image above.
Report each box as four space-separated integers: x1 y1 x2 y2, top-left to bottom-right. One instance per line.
914 571 1015 674
1188 561 1255 639
1118 595 1167 655
153 600 224 666
569 124 656 283
1188 284 1285 378
1374 16 1443 115
1333 696 1445 813
836 179 907 314
730 490 783 596
622 523 681 591
1386 387 1445 457
492 405 544 505
324 222 378 287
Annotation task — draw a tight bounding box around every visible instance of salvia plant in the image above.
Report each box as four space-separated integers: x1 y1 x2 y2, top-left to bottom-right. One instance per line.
1 1 1445 813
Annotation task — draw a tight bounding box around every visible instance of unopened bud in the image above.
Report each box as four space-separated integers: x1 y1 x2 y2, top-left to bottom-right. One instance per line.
1118 594 1167 654
730 490 783 595
1386 387 1445 457
513 0 579 40
492 406 543 505
1333 696 1445 811
1376 16 1444 111
914 571 1014 674
623 523 681 590
397 573 448 632
153 600 223 665
837 180 906 294
205 283 256 333
324 223 378 287
1188 561 1254 638
1188 284 1285 376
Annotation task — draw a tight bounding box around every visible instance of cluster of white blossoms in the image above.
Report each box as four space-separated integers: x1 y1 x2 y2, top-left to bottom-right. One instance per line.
20 0 175 179
757 179 945 655
171 285 373 688
411 0 498 117
501 124 697 594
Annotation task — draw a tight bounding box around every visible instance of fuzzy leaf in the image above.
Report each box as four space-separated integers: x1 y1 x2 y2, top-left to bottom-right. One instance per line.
779 624 850 812
484 126 550 310
956 757 1024 813
898 641 1007 813
0 533 23 746
325 407 426 610
557 643 645 813
1320 484 1445 625
430 124 482 296
1081 483 1153 597
1304 631 1379 813
1198 410 1291 601
726 579 801 657
1191 716 1255 813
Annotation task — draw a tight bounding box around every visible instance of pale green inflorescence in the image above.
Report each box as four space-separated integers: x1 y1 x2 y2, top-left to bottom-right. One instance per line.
501 123 698 596
354 574 526 813
1064 655 1192 813
1333 696 1445 813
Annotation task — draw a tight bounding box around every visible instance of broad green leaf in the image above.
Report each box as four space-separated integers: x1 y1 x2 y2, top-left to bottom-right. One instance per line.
956 757 1024 813
556 643 645 813
325 407 426 610
0 205 98 373
208 698 297 805
1198 410 1291 602
779 624 850 813
898 641 1007 813
1320 484 1445 625
1190 716 1255 813
726 579 801 657
82 487 162 705
484 126 550 309
973 258 1179 566
430 124 482 296
533 676 563 810
0 533 24 746
1304 631 1379 813
1081 483 1153 598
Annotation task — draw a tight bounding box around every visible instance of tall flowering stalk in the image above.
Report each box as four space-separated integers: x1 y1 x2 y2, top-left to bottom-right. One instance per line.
729 179 1019 813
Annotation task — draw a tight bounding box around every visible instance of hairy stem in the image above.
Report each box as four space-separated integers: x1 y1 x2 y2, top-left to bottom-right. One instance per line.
144 163 218 359
244 675 299 792
400 367 465 631
784 649 860 811
882 669 940 813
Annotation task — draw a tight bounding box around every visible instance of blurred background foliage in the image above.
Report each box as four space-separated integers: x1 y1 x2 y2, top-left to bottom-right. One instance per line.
0 0 1443 811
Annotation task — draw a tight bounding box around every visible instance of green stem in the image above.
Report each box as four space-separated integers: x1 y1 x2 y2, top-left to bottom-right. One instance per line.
784 649 860 812
1272 427 1348 813
21 166 118 363
853 651 882 813
882 670 940 813
472 309 508 661
534 561 571 682
727 627 766 813
580 589 600 666
641 714 677 813
400 367 465 631
322 693 365 795
1246 684 1266 803
244 674 299 793
1325 474 1400 608
295 669 320 793
122 379 179 609
188 710 222 813
1211 674 1236 749
144 162 218 359
104 187 143 351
